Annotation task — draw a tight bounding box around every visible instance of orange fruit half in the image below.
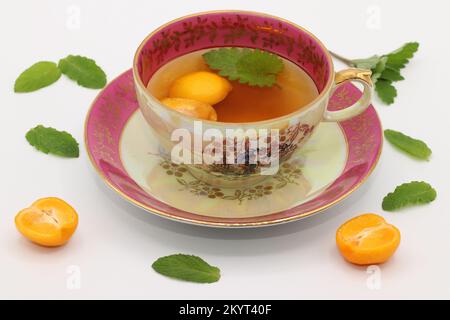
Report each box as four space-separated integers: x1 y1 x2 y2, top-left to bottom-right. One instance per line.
168 71 232 105
15 197 78 247
336 214 400 265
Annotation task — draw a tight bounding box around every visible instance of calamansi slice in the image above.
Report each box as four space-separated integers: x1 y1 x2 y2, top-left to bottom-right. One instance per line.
161 97 218 121
168 71 232 105
15 197 78 247
336 214 400 265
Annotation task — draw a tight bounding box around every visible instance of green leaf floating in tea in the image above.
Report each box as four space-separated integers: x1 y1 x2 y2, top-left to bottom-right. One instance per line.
203 48 284 87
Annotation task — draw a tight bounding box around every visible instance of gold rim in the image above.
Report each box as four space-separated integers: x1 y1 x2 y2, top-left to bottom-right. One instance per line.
84 70 383 228
132 10 336 127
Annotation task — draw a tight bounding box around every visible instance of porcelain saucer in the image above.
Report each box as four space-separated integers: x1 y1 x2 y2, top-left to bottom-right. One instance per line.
85 70 382 227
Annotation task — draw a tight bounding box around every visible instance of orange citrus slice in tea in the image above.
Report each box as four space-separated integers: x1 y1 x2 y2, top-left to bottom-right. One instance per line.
168 71 232 105
161 97 218 121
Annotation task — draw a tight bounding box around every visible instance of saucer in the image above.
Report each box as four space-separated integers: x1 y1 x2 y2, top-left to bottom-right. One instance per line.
85 70 382 227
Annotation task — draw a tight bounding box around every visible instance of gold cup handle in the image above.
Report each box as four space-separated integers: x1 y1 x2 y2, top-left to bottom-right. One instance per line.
323 68 373 122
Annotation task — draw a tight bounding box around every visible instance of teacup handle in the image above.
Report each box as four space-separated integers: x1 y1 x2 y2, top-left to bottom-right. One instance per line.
323 68 373 122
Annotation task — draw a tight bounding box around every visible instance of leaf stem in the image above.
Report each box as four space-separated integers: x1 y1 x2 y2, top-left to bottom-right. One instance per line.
329 51 354 66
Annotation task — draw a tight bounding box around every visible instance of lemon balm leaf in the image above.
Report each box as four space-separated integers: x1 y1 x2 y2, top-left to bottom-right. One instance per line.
236 49 284 87
382 181 437 211
152 254 220 283
371 56 388 84
14 61 61 93
26 125 79 158
58 55 106 89
381 67 404 82
351 55 382 70
386 42 420 69
375 79 397 104
384 129 431 160
202 47 244 81
349 42 419 73
203 48 283 87
333 42 419 105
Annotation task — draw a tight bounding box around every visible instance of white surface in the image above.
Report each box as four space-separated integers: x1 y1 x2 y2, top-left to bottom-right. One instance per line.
0 0 449 299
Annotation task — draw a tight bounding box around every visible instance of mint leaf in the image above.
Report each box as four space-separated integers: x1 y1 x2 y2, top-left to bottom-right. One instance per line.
203 47 244 81
203 48 283 87
384 129 431 160
58 55 106 89
375 79 397 104
349 42 419 73
386 42 419 69
14 61 61 93
351 55 382 70
26 125 79 158
152 254 220 283
341 42 419 105
382 181 437 211
235 49 284 87
381 67 405 82
371 56 388 84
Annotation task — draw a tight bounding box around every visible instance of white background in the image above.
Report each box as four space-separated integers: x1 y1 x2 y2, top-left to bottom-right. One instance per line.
1 0 449 299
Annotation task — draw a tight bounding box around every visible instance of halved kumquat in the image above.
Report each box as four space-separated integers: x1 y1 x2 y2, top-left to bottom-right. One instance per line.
161 97 218 121
336 214 400 265
15 197 78 247
168 71 232 105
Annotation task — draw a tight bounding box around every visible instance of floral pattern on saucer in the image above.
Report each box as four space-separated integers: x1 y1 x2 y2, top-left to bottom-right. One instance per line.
161 160 303 204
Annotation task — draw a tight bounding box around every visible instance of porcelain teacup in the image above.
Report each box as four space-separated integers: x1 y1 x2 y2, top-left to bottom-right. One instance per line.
133 11 372 188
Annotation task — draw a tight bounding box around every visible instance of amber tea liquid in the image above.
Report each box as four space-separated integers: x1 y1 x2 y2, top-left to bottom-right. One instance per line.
147 49 319 123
